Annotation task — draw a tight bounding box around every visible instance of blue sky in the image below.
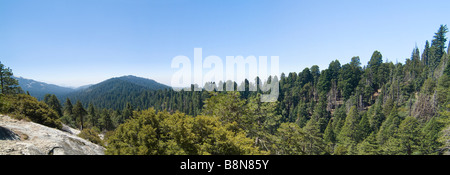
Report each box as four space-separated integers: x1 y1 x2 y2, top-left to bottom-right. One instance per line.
0 0 449 87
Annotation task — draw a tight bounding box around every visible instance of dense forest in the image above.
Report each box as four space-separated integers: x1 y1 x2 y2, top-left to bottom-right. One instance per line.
1 25 450 155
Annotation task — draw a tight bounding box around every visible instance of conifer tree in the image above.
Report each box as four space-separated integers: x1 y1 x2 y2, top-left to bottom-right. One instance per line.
0 61 21 95
367 51 383 89
122 102 133 123
323 120 336 153
357 132 380 155
422 40 430 65
396 116 421 155
87 103 98 128
431 25 448 62
421 117 443 154
303 118 325 155
332 106 347 138
337 106 361 154
43 94 63 117
369 100 385 132
63 98 73 116
377 106 401 145
324 120 335 144
359 113 371 140
99 108 114 131
73 100 87 130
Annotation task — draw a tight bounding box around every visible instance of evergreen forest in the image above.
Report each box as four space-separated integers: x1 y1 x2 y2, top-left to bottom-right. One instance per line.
1 25 450 155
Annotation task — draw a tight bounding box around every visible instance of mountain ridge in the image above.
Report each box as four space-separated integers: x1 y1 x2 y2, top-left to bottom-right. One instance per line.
16 75 170 106
14 76 76 100
62 75 171 109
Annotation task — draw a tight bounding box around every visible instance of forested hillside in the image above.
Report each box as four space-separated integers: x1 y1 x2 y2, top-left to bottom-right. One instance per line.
104 25 450 155
61 75 170 110
1 25 449 155
15 76 76 100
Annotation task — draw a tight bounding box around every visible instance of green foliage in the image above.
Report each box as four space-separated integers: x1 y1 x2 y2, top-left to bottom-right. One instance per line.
202 92 248 131
438 104 450 154
275 122 325 155
99 24 449 155
6 25 450 155
338 57 362 100
356 132 380 155
0 62 22 95
0 94 62 129
98 108 114 131
377 107 402 145
421 117 443 154
78 128 104 147
336 106 360 154
429 25 448 70
369 101 385 132
393 117 421 155
72 100 87 130
367 50 383 90
63 98 73 116
422 40 431 65
105 108 263 155
43 94 62 117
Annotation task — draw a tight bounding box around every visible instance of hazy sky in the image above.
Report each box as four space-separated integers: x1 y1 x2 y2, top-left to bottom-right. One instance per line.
0 0 449 87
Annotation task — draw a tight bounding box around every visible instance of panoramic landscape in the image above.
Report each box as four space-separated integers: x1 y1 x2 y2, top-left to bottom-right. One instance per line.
1 0 450 157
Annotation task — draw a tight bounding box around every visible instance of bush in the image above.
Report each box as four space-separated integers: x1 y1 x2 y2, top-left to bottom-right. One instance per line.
105 108 263 155
0 94 62 129
78 128 104 146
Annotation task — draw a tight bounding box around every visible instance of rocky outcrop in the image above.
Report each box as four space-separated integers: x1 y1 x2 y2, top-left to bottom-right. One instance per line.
0 115 104 155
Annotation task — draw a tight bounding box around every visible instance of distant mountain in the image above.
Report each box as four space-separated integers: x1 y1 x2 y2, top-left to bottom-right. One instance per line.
116 75 170 90
64 75 170 109
14 75 170 109
14 76 76 100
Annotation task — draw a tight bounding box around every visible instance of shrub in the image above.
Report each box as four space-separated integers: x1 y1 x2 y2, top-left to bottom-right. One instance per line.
78 128 104 146
0 94 62 129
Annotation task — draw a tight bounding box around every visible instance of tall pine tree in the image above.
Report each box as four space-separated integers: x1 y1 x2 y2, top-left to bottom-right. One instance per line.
73 100 87 130
429 25 448 70
422 40 430 65
337 106 361 154
0 62 21 95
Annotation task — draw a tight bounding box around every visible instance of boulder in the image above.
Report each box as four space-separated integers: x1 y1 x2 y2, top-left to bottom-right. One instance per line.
0 115 104 155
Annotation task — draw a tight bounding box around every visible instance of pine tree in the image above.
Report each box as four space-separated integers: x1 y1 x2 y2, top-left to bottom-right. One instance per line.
87 103 98 129
377 106 401 145
357 132 380 155
63 98 73 116
122 102 133 123
311 94 330 132
422 40 430 65
367 50 383 90
323 120 336 153
295 101 309 128
43 94 62 117
369 101 385 132
421 117 443 154
412 46 421 62
0 62 21 95
396 117 421 155
323 120 335 143
303 118 325 155
73 100 87 130
337 106 361 154
359 113 371 140
99 108 114 131
431 25 448 62
332 106 347 137
310 65 321 86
